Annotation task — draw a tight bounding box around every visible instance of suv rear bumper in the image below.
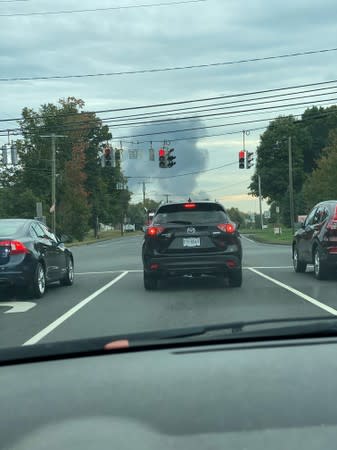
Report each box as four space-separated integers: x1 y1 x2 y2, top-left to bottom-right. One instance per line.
143 253 241 276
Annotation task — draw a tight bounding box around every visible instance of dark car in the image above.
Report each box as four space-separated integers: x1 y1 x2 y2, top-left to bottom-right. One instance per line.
142 201 242 290
0 218 74 297
292 200 337 279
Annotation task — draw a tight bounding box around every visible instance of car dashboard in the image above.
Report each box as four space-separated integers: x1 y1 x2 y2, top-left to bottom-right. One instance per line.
1 337 337 449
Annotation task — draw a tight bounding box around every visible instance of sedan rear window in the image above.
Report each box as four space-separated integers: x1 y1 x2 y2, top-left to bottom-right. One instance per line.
0 221 26 237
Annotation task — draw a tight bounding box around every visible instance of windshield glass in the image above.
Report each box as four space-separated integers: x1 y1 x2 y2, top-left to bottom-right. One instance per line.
1 0 337 354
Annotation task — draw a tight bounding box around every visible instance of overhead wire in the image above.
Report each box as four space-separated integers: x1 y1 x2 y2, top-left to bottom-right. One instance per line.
0 47 336 80
1 89 337 135
2 78 337 123
0 0 206 17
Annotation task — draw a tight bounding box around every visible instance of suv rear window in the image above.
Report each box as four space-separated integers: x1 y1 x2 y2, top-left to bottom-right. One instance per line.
154 203 229 225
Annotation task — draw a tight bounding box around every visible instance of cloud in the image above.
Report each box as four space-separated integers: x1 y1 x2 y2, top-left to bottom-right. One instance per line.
124 118 209 200
1 0 337 213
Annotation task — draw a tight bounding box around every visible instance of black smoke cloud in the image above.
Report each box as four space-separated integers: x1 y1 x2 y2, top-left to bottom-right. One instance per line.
124 118 209 202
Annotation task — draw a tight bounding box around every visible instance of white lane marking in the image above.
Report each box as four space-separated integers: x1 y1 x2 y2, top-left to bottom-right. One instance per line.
76 269 142 275
76 268 295 276
0 302 36 314
23 271 128 346
249 267 337 316
249 266 293 269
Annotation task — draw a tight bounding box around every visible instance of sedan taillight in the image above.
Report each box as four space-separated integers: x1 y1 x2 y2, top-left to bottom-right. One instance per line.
146 226 165 237
217 223 235 233
0 240 29 255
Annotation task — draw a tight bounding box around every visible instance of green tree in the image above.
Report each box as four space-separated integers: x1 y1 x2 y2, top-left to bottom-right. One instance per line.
302 130 337 209
248 115 309 225
57 142 90 240
226 207 247 225
0 97 131 236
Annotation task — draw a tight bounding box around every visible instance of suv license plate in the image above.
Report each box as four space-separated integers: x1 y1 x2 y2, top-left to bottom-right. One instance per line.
183 237 200 247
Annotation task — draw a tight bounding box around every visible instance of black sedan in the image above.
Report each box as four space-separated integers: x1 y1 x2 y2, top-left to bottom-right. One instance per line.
0 218 74 297
292 200 337 279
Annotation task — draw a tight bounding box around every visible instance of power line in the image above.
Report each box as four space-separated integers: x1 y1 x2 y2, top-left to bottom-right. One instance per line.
2 106 337 144
107 107 337 140
2 93 333 136
2 78 337 122
0 0 206 17
2 87 337 135
126 161 237 179
97 84 337 123
101 96 337 129
0 47 336 81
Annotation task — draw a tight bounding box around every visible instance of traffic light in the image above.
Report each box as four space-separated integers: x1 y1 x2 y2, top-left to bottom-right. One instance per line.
115 149 121 166
159 148 167 168
1 145 7 165
246 151 254 169
167 148 176 168
11 144 18 165
104 146 112 166
239 150 245 169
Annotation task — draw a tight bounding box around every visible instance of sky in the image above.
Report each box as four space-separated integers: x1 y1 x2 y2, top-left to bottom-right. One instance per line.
1 0 337 213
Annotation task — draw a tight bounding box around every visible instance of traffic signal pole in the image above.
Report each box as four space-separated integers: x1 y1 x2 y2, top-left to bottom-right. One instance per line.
258 175 264 230
288 136 295 233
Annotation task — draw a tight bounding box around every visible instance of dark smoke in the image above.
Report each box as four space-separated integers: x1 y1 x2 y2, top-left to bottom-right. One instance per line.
124 118 209 201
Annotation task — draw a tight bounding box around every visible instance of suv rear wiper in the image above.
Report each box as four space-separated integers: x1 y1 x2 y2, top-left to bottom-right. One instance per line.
166 220 192 225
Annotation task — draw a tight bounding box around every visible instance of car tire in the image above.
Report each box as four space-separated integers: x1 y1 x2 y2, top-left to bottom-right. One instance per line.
60 257 74 286
293 247 307 273
228 268 242 287
314 247 330 280
144 272 158 290
30 262 46 298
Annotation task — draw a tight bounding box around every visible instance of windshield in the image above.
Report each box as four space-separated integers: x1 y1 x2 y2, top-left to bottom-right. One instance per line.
1 1 337 354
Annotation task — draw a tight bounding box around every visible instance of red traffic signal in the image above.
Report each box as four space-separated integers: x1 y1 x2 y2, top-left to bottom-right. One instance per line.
239 150 245 169
159 149 167 168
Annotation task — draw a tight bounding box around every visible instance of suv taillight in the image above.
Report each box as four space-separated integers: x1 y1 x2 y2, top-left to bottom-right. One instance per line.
0 240 29 254
327 206 337 231
217 223 235 233
146 226 165 237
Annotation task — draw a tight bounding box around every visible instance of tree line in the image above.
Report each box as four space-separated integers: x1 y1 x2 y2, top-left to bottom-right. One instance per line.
0 97 130 241
249 105 337 225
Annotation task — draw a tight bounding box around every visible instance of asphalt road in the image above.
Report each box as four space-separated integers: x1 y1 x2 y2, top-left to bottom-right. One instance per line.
0 234 337 348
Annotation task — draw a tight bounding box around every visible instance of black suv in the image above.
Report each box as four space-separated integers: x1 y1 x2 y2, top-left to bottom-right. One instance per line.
142 201 242 290
292 200 337 279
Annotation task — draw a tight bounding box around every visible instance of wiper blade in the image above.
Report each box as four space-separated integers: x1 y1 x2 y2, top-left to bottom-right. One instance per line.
149 315 337 340
166 220 192 225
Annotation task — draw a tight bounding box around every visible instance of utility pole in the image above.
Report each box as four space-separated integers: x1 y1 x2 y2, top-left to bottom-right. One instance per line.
41 133 66 234
142 181 146 205
138 181 151 207
258 175 264 230
164 194 170 203
288 136 295 233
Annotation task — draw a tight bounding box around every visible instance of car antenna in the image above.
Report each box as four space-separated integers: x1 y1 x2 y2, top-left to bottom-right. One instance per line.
188 197 192 202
